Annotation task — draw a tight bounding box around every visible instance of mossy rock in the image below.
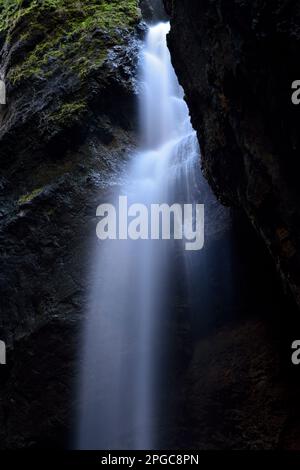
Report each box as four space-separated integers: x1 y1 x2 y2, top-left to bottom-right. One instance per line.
0 0 140 85
18 187 43 204
0 0 140 145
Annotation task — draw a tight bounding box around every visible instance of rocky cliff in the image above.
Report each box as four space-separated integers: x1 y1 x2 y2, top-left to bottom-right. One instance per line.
140 0 168 22
1 0 300 451
0 0 142 448
159 0 300 450
164 0 300 309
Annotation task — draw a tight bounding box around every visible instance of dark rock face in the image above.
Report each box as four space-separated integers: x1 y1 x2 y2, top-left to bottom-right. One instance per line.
171 321 290 450
161 0 300 450
0 0 142 449
164 0 300 309
160 210 300 450
140 0 169 22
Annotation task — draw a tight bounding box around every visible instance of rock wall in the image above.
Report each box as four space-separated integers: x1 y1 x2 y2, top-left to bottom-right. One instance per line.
164 0 300 309
140 0 169 22
0 0 142 448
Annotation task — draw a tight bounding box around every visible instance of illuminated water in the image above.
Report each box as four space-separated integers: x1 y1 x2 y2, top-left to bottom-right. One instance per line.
78 22 202 450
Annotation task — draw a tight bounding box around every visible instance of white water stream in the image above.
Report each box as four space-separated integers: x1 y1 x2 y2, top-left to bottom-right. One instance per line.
78 22 203 450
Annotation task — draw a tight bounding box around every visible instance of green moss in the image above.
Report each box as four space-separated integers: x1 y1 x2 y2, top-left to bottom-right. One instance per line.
48 99 87 127
0 0 22 32
18 187 43 204
1 0 140 84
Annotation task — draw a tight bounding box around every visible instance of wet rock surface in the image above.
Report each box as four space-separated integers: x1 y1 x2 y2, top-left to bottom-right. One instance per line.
0 0 142 449
140 0 169 23
162 0 300 449
165 0 300 309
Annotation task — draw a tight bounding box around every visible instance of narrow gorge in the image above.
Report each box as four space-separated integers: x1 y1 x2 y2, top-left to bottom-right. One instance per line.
0 0 299 452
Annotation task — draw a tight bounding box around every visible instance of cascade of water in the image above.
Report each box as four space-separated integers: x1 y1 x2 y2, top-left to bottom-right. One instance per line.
78 22 203 450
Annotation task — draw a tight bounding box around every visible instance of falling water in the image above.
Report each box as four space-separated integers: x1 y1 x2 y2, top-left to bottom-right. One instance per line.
78 22 204 450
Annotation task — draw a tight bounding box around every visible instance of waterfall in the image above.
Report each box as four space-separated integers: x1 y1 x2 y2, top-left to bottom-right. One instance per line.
77 22 204 450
